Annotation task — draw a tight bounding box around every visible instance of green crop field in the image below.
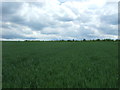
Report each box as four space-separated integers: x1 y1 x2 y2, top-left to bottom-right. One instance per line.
2 41 118 88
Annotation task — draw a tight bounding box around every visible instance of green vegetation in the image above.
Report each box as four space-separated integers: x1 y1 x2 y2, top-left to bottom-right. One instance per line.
2 41 118 88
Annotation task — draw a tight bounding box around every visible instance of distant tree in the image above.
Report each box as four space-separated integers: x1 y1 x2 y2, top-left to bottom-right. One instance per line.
96 39 100 41
92 39 95 42
67 40 71 42
102 39 114 41
106 39 113 41
115 39 120 41
83 39 86 41
61 39 65 41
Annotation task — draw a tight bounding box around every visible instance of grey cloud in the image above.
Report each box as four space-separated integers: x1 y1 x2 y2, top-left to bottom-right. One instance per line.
2 21 34 40
58 0 88 3
41 31 59 35
28 23 48 30
2 33 25 39
2 34 37 39
57 16 74 22
2 24 10 29
98 25 117 35
2 2 25 24
118 12 120 24
2 2 22 15
76 15 91 23
2 2 58 31
100 14 117 25
2 27 36 39
3 15 47 30
28 2 44 8
4 15 25 25
90 23 117 36
78 27 95 39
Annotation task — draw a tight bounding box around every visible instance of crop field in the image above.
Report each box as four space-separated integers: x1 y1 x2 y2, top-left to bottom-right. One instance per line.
2 41 118 88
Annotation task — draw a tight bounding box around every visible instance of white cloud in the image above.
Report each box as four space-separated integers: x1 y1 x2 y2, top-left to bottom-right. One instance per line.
1 0 118 40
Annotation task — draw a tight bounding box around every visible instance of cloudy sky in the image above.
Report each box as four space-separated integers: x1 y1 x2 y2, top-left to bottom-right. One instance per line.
1 0 118 40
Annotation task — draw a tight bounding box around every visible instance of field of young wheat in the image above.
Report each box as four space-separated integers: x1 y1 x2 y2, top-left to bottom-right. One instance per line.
2 41 118 88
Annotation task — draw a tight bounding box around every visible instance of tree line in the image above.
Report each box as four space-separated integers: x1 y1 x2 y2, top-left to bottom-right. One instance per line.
24 39 120 42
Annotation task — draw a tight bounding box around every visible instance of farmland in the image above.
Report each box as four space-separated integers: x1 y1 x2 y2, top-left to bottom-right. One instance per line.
2 41 118 88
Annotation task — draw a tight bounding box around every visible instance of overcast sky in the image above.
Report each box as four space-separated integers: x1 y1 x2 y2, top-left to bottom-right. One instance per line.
1 0 118 40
